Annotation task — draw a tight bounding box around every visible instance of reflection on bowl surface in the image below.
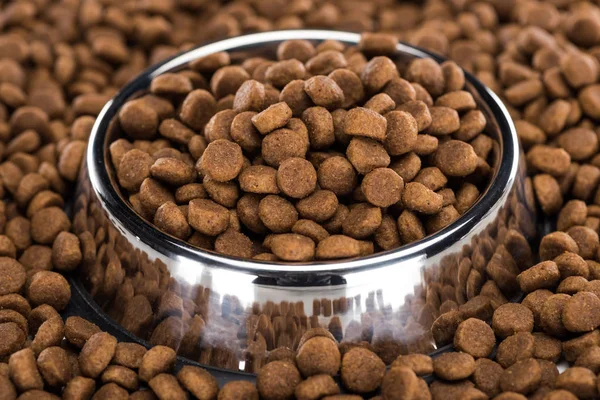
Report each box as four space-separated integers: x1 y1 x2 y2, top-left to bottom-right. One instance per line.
75 30 534 372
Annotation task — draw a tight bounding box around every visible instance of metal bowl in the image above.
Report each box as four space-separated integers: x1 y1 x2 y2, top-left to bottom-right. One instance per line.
72 30 534 376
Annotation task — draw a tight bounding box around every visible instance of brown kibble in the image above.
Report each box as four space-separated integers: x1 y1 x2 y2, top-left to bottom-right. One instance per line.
259 195 298 233
303 76 344 110
252 102 293 134
346 137 390 175
154 202 191 240
517 261 561 293
262 128 308 168
277 157 317 199
555 367 598 399
340 347 385 393
434 140 478 177
201 139 244 182
499 358 541 395
27 271 70 311
30 206 70 245
9 348 43 392
361 168 403 208
454 318 495 358
180 90 217 131
151 157 195 186
426 107 460 136
381 366 418 400
177 365 219 400
0 257 25 296
256 360 301 400
139 346 176 383
473 358 504 397
316 235 361 260
402 182 444 215
37 346 71 387
527 146 571 177
188 199 229 236
295 374 339 400
303 106 335 150
540 294 571 337
79 332 117 378
118 99 158 140
297 336 341 377
433 352 476 381
562 291 600 332
63 376 96 400
342 204 382 239
495 332 535 368
492 303 534 338
64 317 100 349
343 107 387 142
270 233 315 261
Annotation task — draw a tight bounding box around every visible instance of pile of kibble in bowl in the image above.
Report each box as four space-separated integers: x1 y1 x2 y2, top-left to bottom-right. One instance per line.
110 35 496 262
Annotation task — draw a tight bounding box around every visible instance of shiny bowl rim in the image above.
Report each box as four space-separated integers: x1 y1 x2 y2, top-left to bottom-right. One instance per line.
87 29 519 275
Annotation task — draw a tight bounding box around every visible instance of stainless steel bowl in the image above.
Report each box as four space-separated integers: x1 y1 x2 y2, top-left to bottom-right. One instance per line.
73 30 534 374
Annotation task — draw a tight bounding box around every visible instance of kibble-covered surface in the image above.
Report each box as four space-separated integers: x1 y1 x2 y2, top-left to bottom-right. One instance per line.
108 36 496 262
2 0 600 399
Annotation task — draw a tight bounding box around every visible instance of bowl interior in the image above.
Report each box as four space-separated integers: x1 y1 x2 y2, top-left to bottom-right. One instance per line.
89 30 519 275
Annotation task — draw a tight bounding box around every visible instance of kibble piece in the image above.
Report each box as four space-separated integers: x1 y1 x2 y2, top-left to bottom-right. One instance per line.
296 190 338 222
317 156 356 196
259 195 298 233
303 106 335 150
139 346 176 383
384 111 418 156
180 90 217 131
454 318 495 358
346 137 390 175
406 58 445 98
304 76 344 109
64 317 101 349
37 346 71 387
177 366 219 400
150 157 195 186
27 271 70 311
361 56 398 93
9 348 43 392
434 140 478 177
51 231 82 272
188 199 229 236
117 149 152 192
297 336 341 377
256 360 301 400
262 128 308 167
113 342 147 370
433 352 476 381
361 168 403 208
540 294 571 337
101 365 138 391
30 207 70 244
277 157 317 199
492 303 534 338
201 139 244 182
79 332 117 378
555 367 598 399
343 107 387 141
154 202 191 240
233 80 265 113
562 291 600 332
295 374 339 400
539 231 579 261
499 358 541 395
0 257 25 296
517 261 561 292
402 182 444 215
473 358 504 397
328 69 364 108
342 204 382 239
527 146 571 176
252 102 293 134
118 99 159 140
63 376 96 400
340 347 385 393
239 165 279 194
316 235 361 259
495 332 535 368
270 233 315 261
